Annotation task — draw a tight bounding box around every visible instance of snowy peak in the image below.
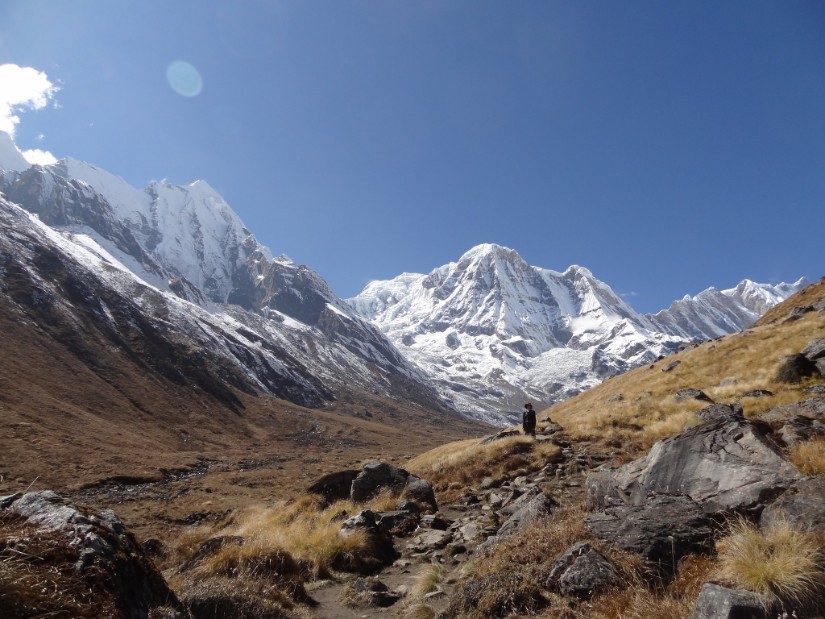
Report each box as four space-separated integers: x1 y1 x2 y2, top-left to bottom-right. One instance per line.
348 244 805 421
346 244 665 418
648 278 807 340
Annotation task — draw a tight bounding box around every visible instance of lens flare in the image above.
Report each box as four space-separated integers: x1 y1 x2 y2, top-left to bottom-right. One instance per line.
166 60 203 97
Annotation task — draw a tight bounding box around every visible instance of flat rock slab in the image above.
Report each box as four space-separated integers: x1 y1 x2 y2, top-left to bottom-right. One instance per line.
586 406 801 514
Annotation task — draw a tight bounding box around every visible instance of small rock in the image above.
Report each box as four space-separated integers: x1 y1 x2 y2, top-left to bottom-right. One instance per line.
546 542 619 597
741 389 773 398
689 583 766 619
662 360 681 373
675 388 713 403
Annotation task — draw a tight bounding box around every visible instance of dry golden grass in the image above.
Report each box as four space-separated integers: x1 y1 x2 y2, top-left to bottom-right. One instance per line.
414 563 444 596
0 514 120 618
545 310 825 460
166 489 413 613
407 434 560 501
715 518 824 606
790 437 825 475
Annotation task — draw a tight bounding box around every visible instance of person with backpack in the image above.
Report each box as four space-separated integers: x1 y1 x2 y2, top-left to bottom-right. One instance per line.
522 402 537 437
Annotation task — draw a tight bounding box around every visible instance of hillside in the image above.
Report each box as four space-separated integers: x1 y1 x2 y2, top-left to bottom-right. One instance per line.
2 279 823 618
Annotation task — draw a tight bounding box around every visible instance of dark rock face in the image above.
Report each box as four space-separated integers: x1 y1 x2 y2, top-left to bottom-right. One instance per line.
1 491 183 618
689 583 767 619
545 542 619 597
586 404 800 515
760 476 825 533
585 494 714 577
350 461 437 512
307 470 360 503
775 353 820 383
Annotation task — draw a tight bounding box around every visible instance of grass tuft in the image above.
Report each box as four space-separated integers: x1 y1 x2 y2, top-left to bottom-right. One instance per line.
789 437 825 475
715 518 824 606
414 563 444 597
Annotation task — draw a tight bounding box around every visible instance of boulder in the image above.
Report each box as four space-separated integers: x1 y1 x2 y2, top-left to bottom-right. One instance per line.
662 360 681 373
585 404 801 515
349 577 404 607
338 510 397 570
545 542 619 597
740 389 773 399
407 529 453 553
801 338 825 362
350 461 437 512
585 493 714 578
777 414 825 446
373 510 419 536
689 583 766 619
496 491 555 539
760 475 825 533
0 491 184 618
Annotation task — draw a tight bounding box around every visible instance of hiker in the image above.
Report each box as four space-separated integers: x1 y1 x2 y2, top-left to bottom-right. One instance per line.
522 402 537 437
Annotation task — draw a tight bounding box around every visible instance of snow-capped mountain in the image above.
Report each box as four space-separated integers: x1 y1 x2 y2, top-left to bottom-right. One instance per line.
0 133 451 414
0 133 807 425
347 243 806 421
647 279 807 340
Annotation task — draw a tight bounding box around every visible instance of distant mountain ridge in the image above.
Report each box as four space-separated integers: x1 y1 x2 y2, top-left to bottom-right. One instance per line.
347 244 806 421
0 132 806 424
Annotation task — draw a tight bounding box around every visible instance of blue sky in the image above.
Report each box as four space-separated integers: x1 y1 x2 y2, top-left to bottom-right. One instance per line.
1 1 823 313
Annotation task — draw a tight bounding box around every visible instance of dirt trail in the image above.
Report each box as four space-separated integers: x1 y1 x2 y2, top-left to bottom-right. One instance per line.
304 435 602 618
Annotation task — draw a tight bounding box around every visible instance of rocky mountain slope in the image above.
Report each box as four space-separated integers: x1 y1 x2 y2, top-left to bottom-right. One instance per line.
0 131 451 418
348 243 805 420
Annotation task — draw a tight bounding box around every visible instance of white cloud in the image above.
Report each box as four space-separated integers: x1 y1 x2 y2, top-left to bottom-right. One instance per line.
22 148 58 165
0 64 60 162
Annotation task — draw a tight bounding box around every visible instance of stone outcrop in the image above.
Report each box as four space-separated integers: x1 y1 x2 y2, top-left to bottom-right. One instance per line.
585 494 714 577
0 491 183 618
586 404 801 515
338 509 398 571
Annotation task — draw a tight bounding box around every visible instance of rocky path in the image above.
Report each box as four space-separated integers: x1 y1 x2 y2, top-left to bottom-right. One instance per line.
305 432 608 618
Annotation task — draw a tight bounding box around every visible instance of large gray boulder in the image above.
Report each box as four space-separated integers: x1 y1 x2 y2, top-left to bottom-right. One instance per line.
586 404 801 515
496 491 555 539
585 493 714 578
0 491 184 618
350 460 437 512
